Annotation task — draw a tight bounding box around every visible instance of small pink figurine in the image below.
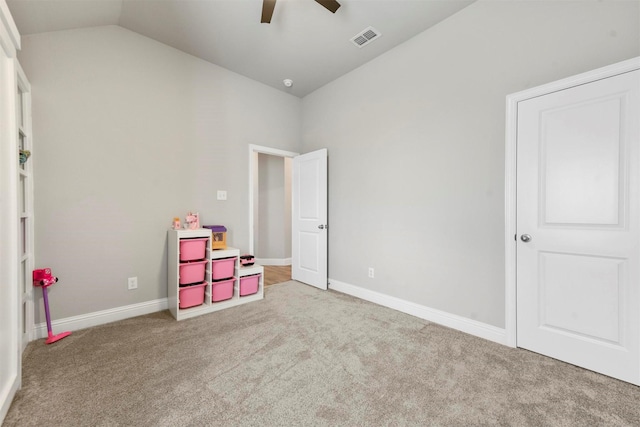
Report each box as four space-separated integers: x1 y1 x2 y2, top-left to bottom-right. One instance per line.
185 212 200 230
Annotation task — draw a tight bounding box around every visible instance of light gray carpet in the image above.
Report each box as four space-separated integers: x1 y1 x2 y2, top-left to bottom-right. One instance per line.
4 281 640 426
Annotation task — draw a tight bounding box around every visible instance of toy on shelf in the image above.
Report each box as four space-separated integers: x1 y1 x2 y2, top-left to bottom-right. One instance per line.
240 255 255 266
185 212 200 230
204 225 227 249
19 149 31 165
172 217 181 230
33 268 71 344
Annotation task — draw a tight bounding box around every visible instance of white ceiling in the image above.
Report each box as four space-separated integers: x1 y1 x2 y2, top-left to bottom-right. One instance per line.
6 0 475 97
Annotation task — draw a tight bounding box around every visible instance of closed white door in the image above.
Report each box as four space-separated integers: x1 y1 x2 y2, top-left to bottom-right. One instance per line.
292 149 327 290
516 69 640 385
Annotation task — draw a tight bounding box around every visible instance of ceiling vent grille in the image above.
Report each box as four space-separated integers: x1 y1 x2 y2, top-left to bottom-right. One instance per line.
350 26 381 48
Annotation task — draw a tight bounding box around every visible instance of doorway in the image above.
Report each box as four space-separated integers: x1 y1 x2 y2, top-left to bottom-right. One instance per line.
249 145 298 285
249 145 329 289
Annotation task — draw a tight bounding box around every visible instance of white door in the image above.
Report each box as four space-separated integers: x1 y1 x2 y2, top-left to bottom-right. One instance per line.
292 149 327 290
516 69 640 385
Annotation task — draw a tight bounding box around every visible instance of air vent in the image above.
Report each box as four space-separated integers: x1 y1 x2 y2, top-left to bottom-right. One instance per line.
350 26 381 48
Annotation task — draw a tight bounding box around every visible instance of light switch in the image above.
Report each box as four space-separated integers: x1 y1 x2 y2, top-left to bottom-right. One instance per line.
217 190 227 201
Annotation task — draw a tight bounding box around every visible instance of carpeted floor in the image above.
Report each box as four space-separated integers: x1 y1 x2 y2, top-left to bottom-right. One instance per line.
4 281 640 426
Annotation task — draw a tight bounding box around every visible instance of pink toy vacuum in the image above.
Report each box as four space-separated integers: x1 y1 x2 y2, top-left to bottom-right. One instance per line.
33 268 71 344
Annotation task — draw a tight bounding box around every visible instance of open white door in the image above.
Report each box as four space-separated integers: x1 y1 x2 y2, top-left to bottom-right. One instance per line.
292 149 327 290
516 68 640 385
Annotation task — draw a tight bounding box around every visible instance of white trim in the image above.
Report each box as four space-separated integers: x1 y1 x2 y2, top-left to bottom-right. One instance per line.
504 56 640 349
255 258 291 266
0 375 18 425
0 1 19 56
16 61 34 347
504 89 518 348
249 144 299 158
248 144 298 255
32 298 168 340
0 53 20 425
329 279 507 346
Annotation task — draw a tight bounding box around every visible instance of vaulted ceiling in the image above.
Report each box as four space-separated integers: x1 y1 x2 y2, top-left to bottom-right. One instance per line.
6 0 475 97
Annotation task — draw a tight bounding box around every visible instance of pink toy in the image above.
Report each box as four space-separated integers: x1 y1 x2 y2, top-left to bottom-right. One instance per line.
240 255 255 266
172 217 181 230
33 268 71 344
185 212 200 230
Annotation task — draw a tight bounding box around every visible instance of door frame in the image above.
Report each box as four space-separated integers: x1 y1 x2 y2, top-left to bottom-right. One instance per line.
248 144 299 256
0 3 22 422
504 56 640 348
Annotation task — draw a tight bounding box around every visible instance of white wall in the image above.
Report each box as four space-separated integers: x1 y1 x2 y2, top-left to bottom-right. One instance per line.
301 0 640 328
18 25 301 321
257 153 291 260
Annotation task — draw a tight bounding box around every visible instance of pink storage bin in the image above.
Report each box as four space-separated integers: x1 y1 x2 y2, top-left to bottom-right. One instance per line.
179 282 206 309
211 257 236 280
211 277 235 302
179 238 208 261
240 274 260 296
179 260 207 285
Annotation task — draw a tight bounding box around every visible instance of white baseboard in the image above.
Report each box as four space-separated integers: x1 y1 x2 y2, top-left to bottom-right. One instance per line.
255 258 291 266
0 374 19 426
30 283 507 346
328 279 507 346
33 298 168 340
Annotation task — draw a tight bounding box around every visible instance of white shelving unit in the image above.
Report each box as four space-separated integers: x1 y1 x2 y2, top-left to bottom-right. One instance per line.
168 229 264 321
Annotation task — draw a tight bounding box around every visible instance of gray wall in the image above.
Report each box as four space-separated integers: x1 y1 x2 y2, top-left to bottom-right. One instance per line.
17 1 640 329
256 153 292 260
301 0 640 327
19 25 301 321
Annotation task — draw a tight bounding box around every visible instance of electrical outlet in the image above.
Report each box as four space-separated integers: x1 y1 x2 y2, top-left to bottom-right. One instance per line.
368 268 374 278
128 277 138 290
217 190 227 201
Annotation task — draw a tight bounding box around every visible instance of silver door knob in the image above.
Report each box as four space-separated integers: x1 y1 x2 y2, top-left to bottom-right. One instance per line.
520 234 532 242
318 225 325 229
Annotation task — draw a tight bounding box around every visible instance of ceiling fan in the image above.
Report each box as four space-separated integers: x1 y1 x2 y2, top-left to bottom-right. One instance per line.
261 0 341 24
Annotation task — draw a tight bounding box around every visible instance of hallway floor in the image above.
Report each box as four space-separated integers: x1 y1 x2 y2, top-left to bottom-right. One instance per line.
263 265 291 286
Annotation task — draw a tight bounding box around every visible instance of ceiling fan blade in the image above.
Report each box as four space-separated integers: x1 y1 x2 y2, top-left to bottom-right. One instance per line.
261 0 276 23
314 0 341 14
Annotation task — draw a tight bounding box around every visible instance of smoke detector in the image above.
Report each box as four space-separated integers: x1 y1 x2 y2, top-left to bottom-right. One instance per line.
283 79 293 87
350 26 381 48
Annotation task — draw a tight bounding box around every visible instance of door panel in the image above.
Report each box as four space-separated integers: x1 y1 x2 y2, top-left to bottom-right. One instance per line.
292 149 327 290
300 161 320 218
542 96 623 226
539 252 624 344
517 69 640 385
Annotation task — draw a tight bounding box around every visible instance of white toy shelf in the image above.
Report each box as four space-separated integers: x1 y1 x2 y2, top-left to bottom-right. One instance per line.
167 229 264 321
